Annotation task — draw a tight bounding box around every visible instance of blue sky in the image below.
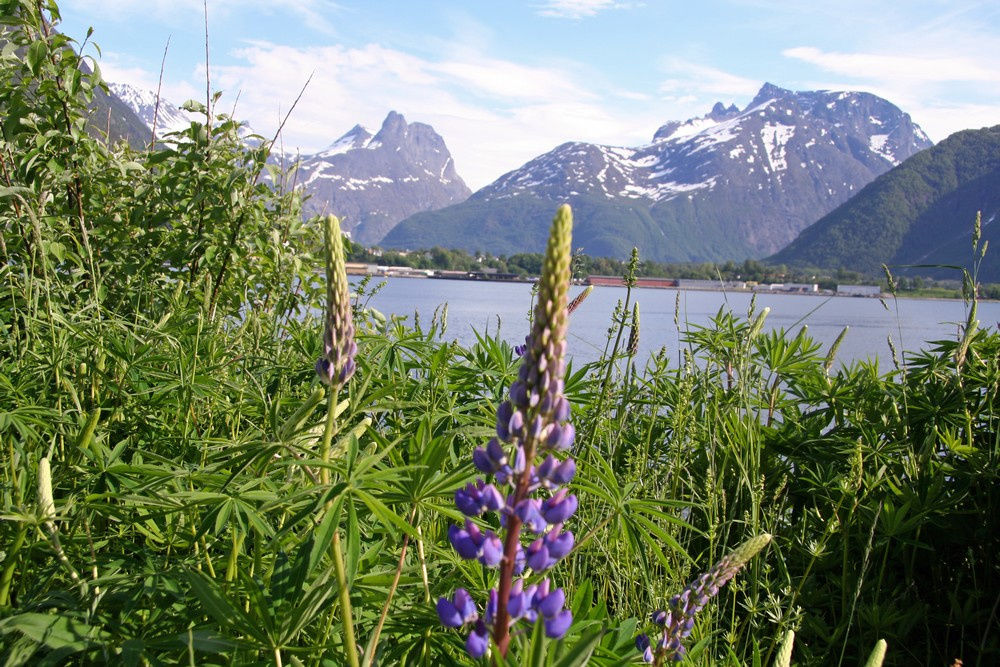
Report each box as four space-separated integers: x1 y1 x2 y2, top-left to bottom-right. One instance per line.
57 0 1000 190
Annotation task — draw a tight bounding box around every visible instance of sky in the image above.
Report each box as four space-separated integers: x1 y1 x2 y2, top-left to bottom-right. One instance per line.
55 0 1000 191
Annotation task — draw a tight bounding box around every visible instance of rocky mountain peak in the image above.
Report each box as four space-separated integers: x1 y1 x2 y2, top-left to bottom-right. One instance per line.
748 81 791 108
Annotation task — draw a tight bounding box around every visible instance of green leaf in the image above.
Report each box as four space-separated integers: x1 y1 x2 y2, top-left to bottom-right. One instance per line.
0 613 106 653
527 617 547 667
346 500 360 587
550 628 605 667
183 570 268 645
26 39 47 76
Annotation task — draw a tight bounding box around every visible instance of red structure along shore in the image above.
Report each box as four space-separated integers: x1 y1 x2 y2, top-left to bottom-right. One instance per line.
586 276 678 289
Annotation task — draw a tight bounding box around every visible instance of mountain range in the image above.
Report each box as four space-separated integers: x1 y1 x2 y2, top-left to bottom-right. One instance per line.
381 83 932 262
110 82 1000 281
108 83 195 138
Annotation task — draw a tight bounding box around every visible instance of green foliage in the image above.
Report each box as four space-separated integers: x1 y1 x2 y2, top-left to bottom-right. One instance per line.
2 4 999 666
773 125 1000 282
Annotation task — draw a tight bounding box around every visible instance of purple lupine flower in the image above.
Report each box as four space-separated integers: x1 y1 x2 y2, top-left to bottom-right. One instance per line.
455 479 505 517
636 534 772 665
438 205 578 660
316 215 357 389
437 589 478 628
636 634 654 663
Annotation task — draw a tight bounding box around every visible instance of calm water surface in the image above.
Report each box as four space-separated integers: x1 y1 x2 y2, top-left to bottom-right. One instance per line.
358 277 1000 368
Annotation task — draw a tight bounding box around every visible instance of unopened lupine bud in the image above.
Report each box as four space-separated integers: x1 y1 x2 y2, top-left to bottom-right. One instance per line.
316 215 357 389
774 630 795 667
862 639 888 667
627 302 640 357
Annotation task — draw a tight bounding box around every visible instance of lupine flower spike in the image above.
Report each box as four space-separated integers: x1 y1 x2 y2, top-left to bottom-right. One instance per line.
439 204 577 659
315 214 361 667
636 534 772 664
315 214 357 389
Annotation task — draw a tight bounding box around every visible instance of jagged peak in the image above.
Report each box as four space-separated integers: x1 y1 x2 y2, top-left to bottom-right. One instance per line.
373 111 409 143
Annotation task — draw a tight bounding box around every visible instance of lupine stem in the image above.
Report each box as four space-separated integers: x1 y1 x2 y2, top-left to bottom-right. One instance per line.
332 530 359 667
321 390 359 667
493 480 527 657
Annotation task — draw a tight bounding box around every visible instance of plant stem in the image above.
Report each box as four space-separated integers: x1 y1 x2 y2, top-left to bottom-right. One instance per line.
321 390 359 667
332 531 359 667
365 506 419 665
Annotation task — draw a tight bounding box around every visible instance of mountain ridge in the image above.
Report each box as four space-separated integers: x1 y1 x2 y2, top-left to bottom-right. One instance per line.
382 83 932 261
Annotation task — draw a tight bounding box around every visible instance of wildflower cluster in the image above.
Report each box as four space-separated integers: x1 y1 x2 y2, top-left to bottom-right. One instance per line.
635 534 771 664
438 205 577 659
315 214 357 388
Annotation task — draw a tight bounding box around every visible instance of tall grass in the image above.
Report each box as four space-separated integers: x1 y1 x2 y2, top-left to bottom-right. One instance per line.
2 3 999 665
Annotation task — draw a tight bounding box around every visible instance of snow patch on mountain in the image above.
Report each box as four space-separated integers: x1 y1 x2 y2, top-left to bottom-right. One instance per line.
109 83 194 136
760 123 796 173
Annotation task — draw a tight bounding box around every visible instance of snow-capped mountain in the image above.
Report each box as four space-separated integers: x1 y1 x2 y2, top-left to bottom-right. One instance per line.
110 84 471 243
383 83 933 262
292 112 471 244
108 83 194 137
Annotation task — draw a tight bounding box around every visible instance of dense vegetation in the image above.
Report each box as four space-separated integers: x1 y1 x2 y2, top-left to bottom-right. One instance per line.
772 126 1000 282
3 3 999 666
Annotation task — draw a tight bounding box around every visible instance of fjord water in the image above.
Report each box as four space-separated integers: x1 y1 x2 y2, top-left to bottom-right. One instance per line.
361 277 1000 367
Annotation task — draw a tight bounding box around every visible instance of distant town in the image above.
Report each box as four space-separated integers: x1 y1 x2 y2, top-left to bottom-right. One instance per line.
345 262 884 298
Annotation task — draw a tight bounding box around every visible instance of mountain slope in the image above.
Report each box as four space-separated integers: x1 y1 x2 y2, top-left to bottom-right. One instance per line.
771 125 1000 281
382 83 931 261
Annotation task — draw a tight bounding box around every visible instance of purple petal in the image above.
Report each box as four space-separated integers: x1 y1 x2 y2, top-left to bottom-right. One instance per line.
541 490 578 525
437 596 464 627
545 526 574 559
516 498 548 533
552 457 576 485
466 620 489 658
448 525 479 560
544 609 572 638
479 531 503 567
536 587 566 618
453 588 478 623
526 539 551 572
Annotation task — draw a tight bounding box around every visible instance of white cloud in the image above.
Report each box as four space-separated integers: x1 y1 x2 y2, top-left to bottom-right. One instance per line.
652 60 762 121
535 0 633 19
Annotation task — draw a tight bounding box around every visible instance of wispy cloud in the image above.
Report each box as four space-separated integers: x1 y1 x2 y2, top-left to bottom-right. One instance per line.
656 59 762 113
535 0 634 19
783 46 1000 85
